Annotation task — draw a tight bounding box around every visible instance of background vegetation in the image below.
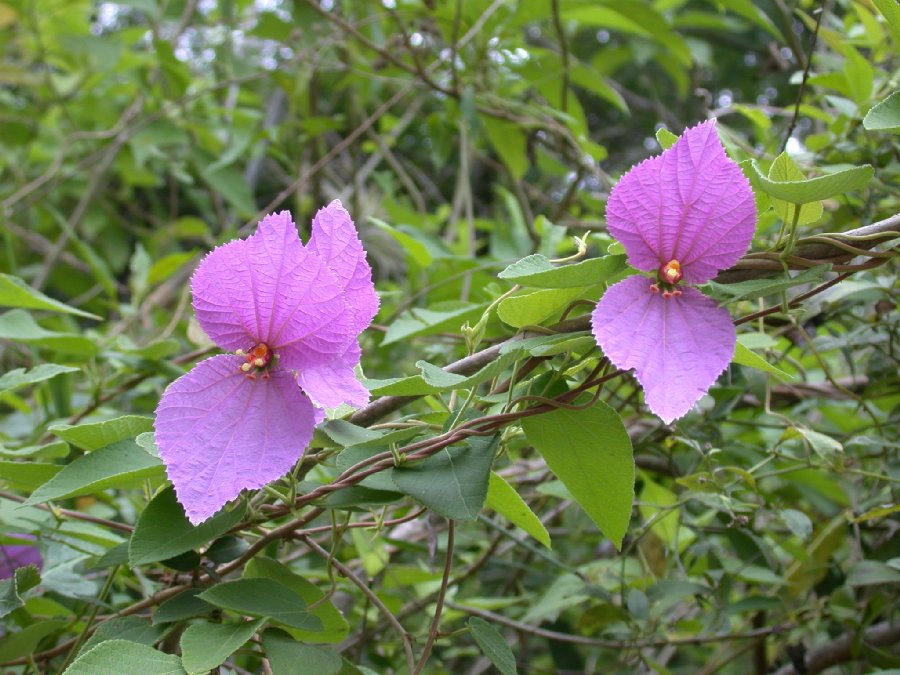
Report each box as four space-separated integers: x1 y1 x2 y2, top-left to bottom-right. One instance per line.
0 0 898 673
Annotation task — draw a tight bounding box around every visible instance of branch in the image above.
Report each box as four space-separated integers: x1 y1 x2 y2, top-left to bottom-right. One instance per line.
413 520 454 674
301 535 416 674
715 212 899 283
773 621 900 675
446 601 793 649
351 216 898 427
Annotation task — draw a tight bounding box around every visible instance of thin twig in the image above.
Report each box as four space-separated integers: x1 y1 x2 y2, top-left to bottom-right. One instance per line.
302 534 417 674
446 602 793 649
782 0 827 151
0 491 133 533
551 0 570 113
413 520 455 674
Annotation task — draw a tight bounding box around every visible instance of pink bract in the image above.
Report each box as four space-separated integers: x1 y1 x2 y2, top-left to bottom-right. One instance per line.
154 201 378 524
592 120 756 423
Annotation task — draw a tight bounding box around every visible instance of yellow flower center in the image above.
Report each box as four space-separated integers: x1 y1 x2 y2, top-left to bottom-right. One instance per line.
659 259 683 285
237 342 274 375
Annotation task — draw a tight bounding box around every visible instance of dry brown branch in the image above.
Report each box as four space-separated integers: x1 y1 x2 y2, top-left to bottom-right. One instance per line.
773 620 900 675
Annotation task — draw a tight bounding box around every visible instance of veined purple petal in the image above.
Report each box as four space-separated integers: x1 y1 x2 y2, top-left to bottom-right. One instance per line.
191 212 357 370
308 200 379 333
606 120 756 284
154 354 318 524
591 276 736 424
298 341 369 409
0 536 42 579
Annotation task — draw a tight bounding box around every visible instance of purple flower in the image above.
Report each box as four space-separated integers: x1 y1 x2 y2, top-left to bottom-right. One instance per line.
591 121 756 423
154 201 378 524
1 534 42 579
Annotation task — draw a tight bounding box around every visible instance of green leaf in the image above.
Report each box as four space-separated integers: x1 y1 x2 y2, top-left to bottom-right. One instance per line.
319 419 385 447
749 159 873 203
198 579 323 631
202 164 256 215
706 265 830 302
0 459 62 490
847 560 900 587
485 472 551 549
655 127 679 149
262 629 345 675
24 440 164 505
416 351 519 392
0 498 51 534
788 427 843 462
205 535 249 563
0 619 67 662
525 334 596 357
392 435 497 520
569 63 628 112
147 251 197 285
872 0 900 46
116 0 160 19
626 588 649 618
78 617 168 657
180 619 265 675
321 420 423 452
484 118 529 180
497 286 594 328
0 564 41 619
0 309 99 355
714 0 782 38
498 254 626 288
0 439 69 460
370 217 433 266
767 153 823 225
152 589 212 625
363 375 439 396
498 333 592 358
522 402 634 549
781 509 813 540
49 415 154 451
129 487 247 566
468 617 518 675
62 640 186 675
563 5 650 35
244 557 349 643
850 504 900 523
842 45 874 104
0 364 79 395
251 12 293 40
0 273 100 319
114 336 180 360
864 91 900 131
382 303 487 345
638 471 681 547
492 187 533 258
733 340 791 380
563 3 691 66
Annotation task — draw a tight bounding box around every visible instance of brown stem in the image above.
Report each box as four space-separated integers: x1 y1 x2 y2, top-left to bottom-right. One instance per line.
301 534 417 674
772 621 900 675
446 601 793 648
413 521 455 674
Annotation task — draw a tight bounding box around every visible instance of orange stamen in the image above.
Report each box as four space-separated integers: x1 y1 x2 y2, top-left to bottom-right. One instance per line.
659 259 683 285
239 342 274 376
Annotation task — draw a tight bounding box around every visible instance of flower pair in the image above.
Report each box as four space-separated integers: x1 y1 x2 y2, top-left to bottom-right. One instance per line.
154 201 378 524
155 122 752 523
592 120 757 423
